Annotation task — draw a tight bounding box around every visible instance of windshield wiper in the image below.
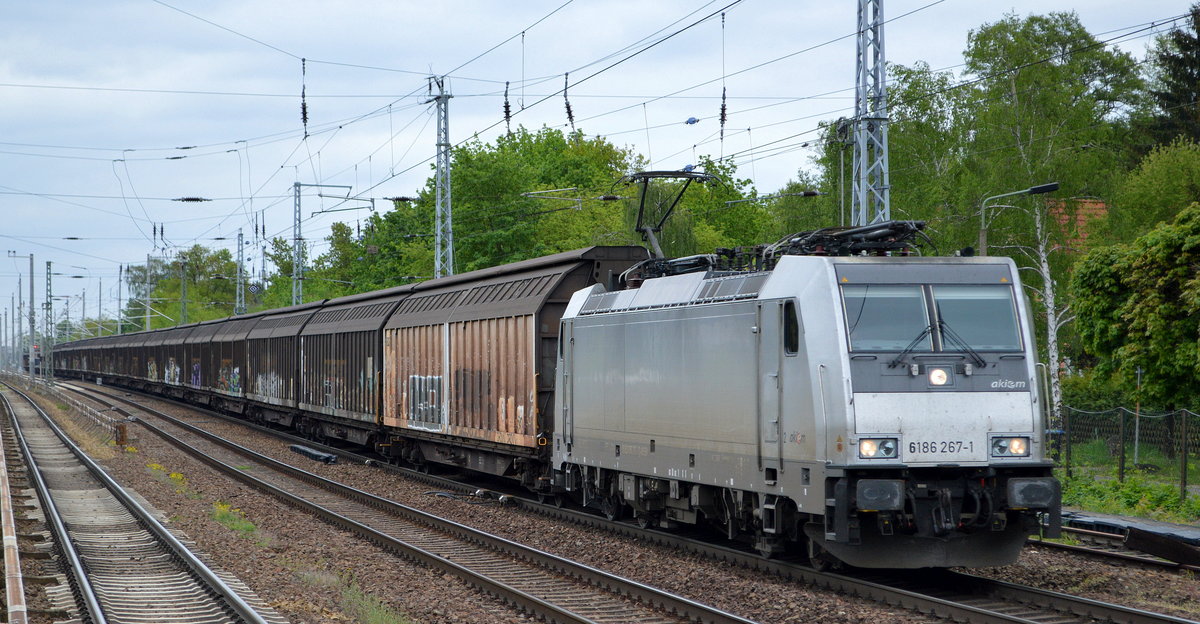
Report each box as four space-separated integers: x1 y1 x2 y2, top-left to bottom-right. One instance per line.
888 324 934 368
938 320 987 369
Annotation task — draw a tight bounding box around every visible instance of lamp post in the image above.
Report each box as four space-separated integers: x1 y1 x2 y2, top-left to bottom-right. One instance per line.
978 182 1059 256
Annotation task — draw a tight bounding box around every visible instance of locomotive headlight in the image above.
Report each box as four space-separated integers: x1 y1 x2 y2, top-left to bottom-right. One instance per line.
928 367 949 386
859 438 898 459
991 436 1031 457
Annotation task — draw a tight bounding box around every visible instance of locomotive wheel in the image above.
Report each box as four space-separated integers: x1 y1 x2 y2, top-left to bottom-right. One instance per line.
806 538 835 572
720 491 738 540
537 493 565 508
635 512 657 529
601 494 622 521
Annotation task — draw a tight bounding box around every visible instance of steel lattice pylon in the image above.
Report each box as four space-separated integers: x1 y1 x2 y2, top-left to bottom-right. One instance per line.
431 76 454 278
852 0 891 226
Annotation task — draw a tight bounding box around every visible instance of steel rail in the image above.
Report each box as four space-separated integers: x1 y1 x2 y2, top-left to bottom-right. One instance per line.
0 392 29 624
2 382 272 624
1030 532 1200 573
0 385 107 624
74 383 754 624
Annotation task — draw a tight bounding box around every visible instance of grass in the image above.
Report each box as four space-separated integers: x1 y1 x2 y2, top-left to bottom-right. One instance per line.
340 576 413 624
145 462 204 499
1066 438 1200 482
211 501 269 546
1059 437 1200 523
293 564 415 624
1058 467 1200 523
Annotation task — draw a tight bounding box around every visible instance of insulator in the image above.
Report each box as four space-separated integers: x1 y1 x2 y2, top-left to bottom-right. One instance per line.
503 81 512 134
563 73 575 131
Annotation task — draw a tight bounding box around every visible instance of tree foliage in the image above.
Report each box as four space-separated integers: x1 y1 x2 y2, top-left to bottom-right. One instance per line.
1072 204 1200 409
119 245 249 330
266 126 776 303
1145 4 1200 146
1105 139 1200 240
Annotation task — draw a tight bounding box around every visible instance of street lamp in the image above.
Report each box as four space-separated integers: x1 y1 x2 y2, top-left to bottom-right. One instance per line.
978 182 1059 256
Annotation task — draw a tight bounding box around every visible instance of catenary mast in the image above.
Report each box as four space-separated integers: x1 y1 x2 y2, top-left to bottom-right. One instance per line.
851 0 891 226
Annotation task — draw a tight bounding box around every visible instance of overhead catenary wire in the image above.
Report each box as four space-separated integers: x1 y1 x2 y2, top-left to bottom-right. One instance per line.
2 3 1190 303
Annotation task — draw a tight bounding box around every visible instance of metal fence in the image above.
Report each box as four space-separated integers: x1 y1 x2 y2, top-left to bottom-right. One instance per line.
1059 406 1199 500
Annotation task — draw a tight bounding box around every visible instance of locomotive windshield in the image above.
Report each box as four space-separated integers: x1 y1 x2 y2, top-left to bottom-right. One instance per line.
842 283 1021 352
932 285 1021 351
843 285 931 351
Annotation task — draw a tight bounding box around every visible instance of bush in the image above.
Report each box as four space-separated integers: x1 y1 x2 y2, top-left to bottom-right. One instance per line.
1059 469 1200 522
1061 370 1132 412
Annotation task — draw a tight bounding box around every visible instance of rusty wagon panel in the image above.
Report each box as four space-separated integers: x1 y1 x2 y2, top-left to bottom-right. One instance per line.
382 246 648 451
448 315 537 446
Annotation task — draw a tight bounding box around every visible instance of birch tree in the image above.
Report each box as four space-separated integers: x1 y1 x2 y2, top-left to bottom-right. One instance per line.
961 12 1141 427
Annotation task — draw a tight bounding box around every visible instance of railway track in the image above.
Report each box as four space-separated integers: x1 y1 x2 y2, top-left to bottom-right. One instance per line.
55 381 755 624
0 381 283 624
1028 526 1200 573
62 380 1200 624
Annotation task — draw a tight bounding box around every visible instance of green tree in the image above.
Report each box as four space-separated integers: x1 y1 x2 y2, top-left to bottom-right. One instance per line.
1072 204 1200 410
121 255 173 332
305 222 363 300
441 126 643 272
1145 4 1200 146
1105 138 1200 240
257 237 300 309
884 61 976 243
292 126 647 291
132 245 239 328
341 201 436 292
960 12 1142 425
769 168 836 235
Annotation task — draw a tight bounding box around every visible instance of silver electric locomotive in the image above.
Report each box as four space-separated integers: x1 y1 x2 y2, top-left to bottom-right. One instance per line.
552 226 1060 568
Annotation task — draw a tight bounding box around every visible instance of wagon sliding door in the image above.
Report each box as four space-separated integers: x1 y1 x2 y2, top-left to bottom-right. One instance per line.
387 324 448 432
448 315 537 447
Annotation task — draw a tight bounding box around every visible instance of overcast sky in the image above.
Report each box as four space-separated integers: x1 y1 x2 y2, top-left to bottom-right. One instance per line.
0 0 1188 332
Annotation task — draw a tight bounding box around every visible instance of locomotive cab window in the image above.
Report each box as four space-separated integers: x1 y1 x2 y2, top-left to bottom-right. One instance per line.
842 285 930 351
783 300 799 355
932 285 1021 351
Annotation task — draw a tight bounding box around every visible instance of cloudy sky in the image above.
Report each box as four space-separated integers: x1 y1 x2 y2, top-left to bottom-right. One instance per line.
0 0 1188 334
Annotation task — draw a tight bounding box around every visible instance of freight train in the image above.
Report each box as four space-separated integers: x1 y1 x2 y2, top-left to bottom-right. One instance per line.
51 219 1060 568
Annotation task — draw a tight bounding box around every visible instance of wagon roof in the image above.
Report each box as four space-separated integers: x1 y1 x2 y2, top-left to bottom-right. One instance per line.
384 246 646 329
